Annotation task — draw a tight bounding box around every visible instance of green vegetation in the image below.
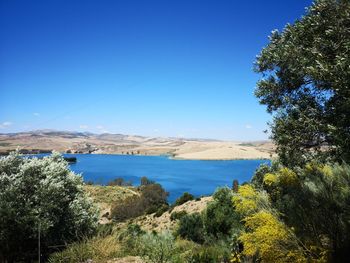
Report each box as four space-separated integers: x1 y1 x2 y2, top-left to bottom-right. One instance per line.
254 0 350 167
234 1 350 261
48 232 121 263
3 1 350 262
238 143 254 147
141 176 155 186
155 203 170 217
173 192 194 207
176 213 205 244
170 210 187 221
203 187 241 240
170 187 241 263
0 152 99 262
111 179 168 222
107 177 133 186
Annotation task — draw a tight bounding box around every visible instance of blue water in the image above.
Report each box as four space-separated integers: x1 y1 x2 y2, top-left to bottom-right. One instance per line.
62 154 268 203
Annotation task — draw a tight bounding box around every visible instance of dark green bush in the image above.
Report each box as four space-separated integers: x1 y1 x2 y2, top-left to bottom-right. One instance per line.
111 195 143 221
140 176 155 186
176 213 205 244
96 223 114 237
203 187 242 240
154 204 170 217
111 182 168 221
140 183 169 206
174 192 194 206
170 210 187 221
190 244 231 263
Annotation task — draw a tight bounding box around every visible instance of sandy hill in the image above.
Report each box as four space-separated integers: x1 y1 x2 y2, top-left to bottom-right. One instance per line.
0 130 275 160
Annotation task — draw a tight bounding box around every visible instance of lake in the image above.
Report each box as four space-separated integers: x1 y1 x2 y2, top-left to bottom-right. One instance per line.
64 154 269 203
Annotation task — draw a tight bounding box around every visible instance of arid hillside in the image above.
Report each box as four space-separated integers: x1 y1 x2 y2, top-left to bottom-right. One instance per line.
0 130 275 160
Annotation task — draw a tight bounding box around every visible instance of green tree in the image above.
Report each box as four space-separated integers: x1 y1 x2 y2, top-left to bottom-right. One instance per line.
0 152 99 262
202 187 241 240
176 213 205 244
111 182 168 221
140 176 155 186
107 177 132 186
255 0 350 166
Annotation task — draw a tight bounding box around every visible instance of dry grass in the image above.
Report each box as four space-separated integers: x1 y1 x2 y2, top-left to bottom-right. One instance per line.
84 185 139 224
106 256 144 263
48 233 122 263
84 185 139 205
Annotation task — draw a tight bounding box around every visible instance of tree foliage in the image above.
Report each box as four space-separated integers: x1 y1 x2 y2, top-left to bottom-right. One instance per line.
0 152 99 262
173 192 194 207
202 187 241 240
176 213 205 244
107 177 132 186
111 182 168 221
255 0 350 166
258 162 350 261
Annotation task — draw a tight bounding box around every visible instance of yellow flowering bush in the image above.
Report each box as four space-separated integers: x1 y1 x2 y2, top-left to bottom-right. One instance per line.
232 184 269 215
263 173 277 186
239 210 306 263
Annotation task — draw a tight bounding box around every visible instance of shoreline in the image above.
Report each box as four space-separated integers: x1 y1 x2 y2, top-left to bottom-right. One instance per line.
0 132 275 161
1 151 272 161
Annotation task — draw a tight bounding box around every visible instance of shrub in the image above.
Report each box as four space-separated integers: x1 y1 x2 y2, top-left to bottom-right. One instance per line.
232 184 308 262
133 232 176 263
173 192 194 207
140 183 169 208
154 204 170 217
176 213 205 244
48 234 121 263
111 195 144 221
96 223 114 237
203 187 242 240
111 183 168 222
117 224 146 253
251 163 273 187
107 177 132 186
0 152 99 262
253 162 350 261
170 211 187 221
140 176 155 186
190 244 231 263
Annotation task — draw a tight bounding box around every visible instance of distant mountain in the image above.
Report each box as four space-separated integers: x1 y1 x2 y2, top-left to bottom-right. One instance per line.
0 130 274 160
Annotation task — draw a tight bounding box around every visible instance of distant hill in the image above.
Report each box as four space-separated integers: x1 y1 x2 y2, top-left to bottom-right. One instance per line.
0 130 275 160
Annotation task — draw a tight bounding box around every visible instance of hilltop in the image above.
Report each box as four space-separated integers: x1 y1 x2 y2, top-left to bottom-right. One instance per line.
0 130 274 160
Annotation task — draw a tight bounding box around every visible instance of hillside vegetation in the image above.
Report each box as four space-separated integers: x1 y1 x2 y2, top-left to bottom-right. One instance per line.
1 0 349 262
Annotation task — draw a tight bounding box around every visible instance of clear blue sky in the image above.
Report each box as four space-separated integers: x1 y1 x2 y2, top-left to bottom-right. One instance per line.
0 0 311 140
